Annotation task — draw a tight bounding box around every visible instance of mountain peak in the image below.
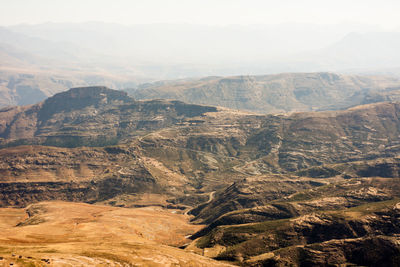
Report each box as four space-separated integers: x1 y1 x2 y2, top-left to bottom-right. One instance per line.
37 86 134 121
64 86 131 101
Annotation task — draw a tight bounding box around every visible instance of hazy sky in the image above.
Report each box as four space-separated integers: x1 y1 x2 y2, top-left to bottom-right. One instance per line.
0 0 399 30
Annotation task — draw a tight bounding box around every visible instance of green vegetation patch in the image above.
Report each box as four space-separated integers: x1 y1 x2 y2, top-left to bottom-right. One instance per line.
335 198 400 217
223 218 291 234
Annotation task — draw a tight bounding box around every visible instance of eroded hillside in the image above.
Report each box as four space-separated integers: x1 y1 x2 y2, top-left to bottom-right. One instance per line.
0 86 217 147
1 86 400 266
1 87 400 207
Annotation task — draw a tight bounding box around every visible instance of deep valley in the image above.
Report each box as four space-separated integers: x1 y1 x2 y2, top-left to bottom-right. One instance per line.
0 84 400 266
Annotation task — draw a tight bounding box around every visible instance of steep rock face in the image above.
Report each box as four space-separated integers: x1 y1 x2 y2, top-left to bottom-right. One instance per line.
37 86 133 119
130 73 400 113
0 177 160 208
0 86 217 146
0 145 178 207
0 181 98 207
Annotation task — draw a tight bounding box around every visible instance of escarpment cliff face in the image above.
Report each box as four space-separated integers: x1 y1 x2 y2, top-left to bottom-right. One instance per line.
0 86 217 147
0 145 165 207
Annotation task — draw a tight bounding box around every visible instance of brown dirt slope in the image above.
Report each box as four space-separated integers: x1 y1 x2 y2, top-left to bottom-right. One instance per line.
0 201 233 266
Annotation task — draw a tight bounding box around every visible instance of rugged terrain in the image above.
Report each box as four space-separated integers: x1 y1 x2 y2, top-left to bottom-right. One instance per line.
1 86 400 266
129 72 400 113
2 87 400 207
0 86 216 147
189 198 400 266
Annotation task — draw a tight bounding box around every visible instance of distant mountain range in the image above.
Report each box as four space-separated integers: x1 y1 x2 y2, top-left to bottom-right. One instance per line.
129 72 400 113
2 70 400 111
1 22 400 109
0 69 139 107
2 22 400 77
296 31 400 71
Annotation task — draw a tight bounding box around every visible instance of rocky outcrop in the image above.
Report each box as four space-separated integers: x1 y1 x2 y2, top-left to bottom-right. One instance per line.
0 86 217 147
0 145 172 207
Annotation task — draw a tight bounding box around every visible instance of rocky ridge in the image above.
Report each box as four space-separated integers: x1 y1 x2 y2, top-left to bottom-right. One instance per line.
129 72 400 113
0 86 217 147
190 199 400 266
